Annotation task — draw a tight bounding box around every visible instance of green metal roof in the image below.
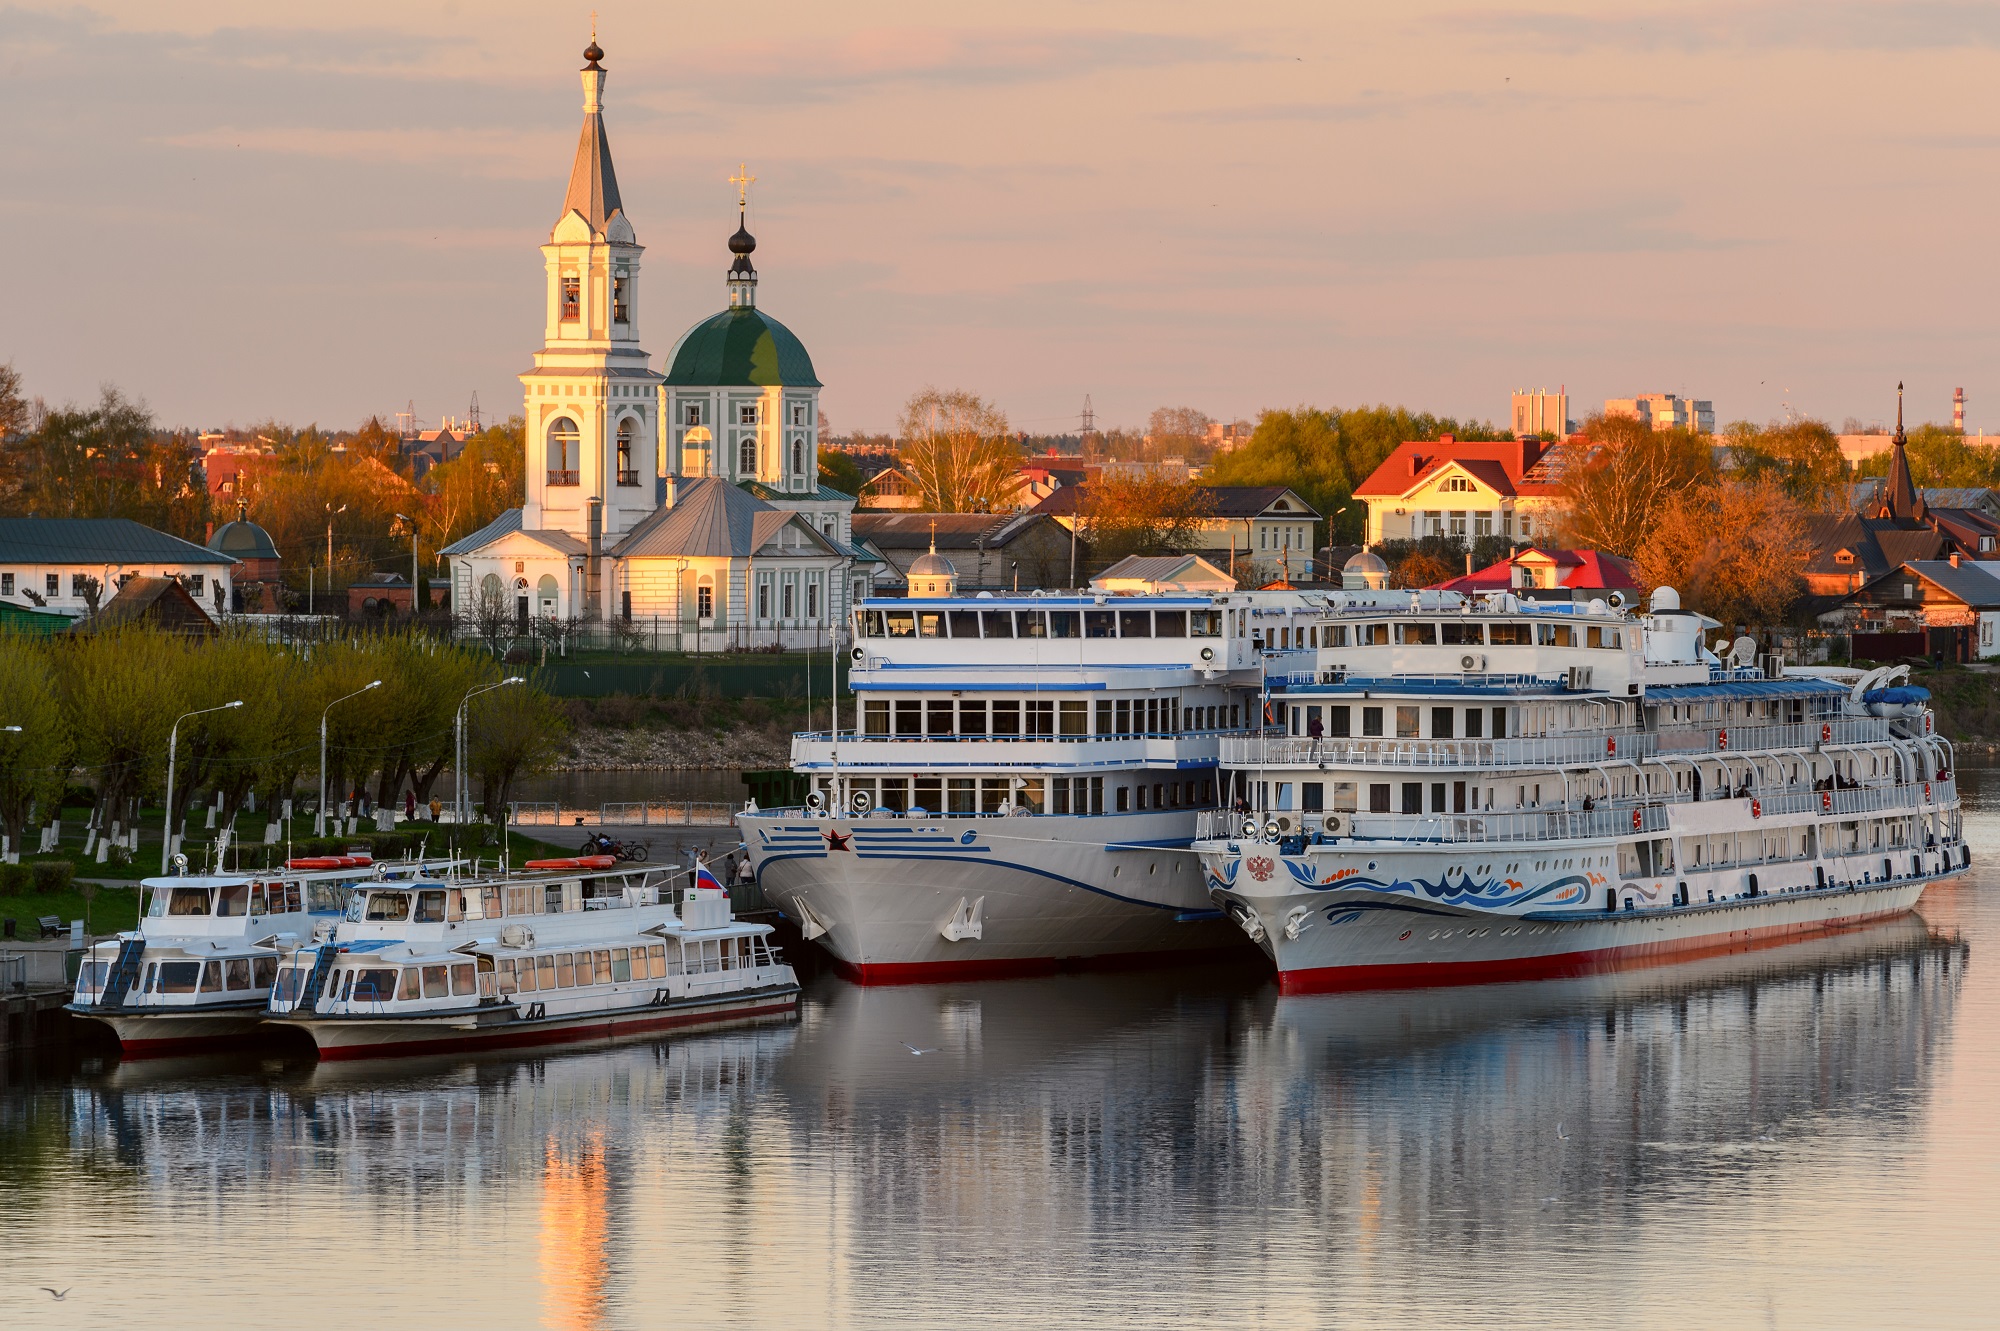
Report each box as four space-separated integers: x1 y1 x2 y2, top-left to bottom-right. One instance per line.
664 307 820 388
0 517 237 566
737 480 855 503
0 601 71 634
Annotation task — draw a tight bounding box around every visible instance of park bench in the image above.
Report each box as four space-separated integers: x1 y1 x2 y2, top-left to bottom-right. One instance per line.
36 916 62 939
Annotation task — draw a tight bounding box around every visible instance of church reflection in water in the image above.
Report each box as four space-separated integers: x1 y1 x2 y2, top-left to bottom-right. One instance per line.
24 912 1967 1325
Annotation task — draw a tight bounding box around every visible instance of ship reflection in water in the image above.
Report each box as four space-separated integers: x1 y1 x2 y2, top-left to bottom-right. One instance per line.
2 875 1990 1327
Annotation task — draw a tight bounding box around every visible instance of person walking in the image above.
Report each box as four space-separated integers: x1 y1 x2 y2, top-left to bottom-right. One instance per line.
428 797 442 823
404 789 416 823
1307 711 1324 760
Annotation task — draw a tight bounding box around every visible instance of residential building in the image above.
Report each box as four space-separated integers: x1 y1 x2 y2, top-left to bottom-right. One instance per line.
852 513 1080 592
1510 387 1570 438
1433 547 1640 599
1603 394 1714 434
443 40 859 647
1029 484 1320 585
0 518 237 618
856 467 923 509
199 440 277 501
1353 435 1576 547
1088 554 1235 595
1834 555 2000 662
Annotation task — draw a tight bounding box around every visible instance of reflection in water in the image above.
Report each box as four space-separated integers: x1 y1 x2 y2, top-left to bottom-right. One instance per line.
0 874 1983 1327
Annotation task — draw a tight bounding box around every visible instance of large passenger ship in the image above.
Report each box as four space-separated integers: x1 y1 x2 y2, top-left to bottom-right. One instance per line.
1193 585 1967 992
740 586 1320 980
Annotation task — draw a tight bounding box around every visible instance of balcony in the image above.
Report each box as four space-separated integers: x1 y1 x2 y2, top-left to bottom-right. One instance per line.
546 470 579 487
616 469 640 487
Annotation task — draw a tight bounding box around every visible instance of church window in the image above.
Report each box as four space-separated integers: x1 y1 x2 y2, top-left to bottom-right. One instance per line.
807 576 821 619
685 404 701 427
782 576 796 619
188 574 204 597
616 420 637 486
740 437 757 476
45 574 57 596
756 575 772 620
613 276 629 323
696 578 714 620
792 438 804 475
561 276 580 321
792 404 806 426
547 419 579 485
481 573 503 599
1 574 12 596
739 404 758 426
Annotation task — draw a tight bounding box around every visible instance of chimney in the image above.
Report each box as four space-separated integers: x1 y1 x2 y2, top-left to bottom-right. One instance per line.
1517 436 1542 476
1951 550 1962 568
1408 453 1424 477
663 474 677 509
1955 387 1966 432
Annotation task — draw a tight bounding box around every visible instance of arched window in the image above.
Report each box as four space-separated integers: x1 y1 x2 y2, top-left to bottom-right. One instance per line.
547 418 579 485
537 574 560 617
740 435 757 477
480 572 502 597
696 575 715 620
792 437 804 476
616 419 635 486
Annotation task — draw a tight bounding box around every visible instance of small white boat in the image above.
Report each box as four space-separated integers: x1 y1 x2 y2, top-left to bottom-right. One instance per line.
263 865 797 1060
67 857 456 1056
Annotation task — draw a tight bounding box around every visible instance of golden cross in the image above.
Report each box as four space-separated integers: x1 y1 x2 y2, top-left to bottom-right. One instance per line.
729 162 757 210
590 10 597 40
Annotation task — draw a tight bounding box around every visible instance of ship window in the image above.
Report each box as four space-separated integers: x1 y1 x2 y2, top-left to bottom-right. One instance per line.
590 950 612 983
1359 623 1389 645
894 700 921 736
1332 782 1358 812
959 701 987 735
215 883 247 916
1085 611 1116 638
1020 612 1048 639
1155 610 1187 637
155 961 199 993
224 958 251 990
1191 611 1221 637
168 888 212 916
398 968 423 1000
981 779 1008 814
538 956 557 989
927 700 955 736
1432 707 1454 739
556 954 577 987
947 779 976 813
1048 611 1080 638
1402 783 1423 815
415 890 447 923
1369 783 1391 813
1327 705 1350 738
863 610 885 637
1396 706 1420 738
1465 707 1483 738
1028 701 1054 736
982 610 1015 638
1119 610 1152 638
451 964 476 996
1537 623 1575 647
1303 782 1324 813
1059 700 1088 736
1442 622 1483 645
992 701 1021 735
253 956 276 988
885 611 915 637
365 892 410 922
1116 786 1130 812
1491 707 1508 738
1362 706 1384 737
1488 622 1532 645
914 777 941 812
918 612 943 639
948 610 981 638
1396 623 1436 645
648 944 668 978
420 965 449 999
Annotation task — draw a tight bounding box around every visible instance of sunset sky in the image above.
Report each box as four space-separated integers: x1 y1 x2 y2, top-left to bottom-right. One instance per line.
4 1 1997 435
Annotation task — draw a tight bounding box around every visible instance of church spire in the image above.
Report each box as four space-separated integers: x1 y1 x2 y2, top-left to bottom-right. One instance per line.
726 163 758 309
561 35 624 234
1880 380 1925 524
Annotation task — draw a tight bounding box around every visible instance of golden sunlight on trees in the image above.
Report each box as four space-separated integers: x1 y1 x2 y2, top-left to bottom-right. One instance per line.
1853 423 2000 489
897 388 1018 512
1553 414 1716 555
1723 419 1847 507
1075 470 1216 566
1146 406 1212 459
1632 478 1810 628
0 386 210 539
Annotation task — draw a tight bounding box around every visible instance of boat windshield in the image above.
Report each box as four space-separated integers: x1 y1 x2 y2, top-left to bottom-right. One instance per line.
364 892 411 922
165 888 212 917
216 883 250 917
413 889 448 923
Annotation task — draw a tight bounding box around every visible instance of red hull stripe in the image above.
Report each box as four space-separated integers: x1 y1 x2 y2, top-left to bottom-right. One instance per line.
312 999 797 1061
1277 906 1913 995
835 944 1246 986
115 1030 276 1059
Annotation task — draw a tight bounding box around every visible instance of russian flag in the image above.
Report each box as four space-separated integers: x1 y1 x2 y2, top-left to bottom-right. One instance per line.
694 862 727 892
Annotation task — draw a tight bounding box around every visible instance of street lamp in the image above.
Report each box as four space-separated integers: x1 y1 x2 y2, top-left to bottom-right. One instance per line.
318 680 381 836
163 701 243 872
324 503 347 613
395 513 419 614
455 677 524 828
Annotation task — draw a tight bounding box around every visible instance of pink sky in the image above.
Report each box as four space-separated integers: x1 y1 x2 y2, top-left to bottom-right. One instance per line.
3 1 1997 435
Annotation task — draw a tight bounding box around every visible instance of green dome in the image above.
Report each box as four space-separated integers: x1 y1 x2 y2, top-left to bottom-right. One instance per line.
208 516 279 562
663 307 820 388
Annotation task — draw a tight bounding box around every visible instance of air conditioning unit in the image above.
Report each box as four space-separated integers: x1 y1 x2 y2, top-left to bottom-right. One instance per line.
1566 665 1594 691
1459 653 1486 672
1312 812 1349 836
1761 653 1785 680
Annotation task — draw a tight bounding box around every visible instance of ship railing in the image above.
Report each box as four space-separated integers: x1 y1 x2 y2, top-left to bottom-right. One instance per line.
1220 732 1660 769
508 801 741 827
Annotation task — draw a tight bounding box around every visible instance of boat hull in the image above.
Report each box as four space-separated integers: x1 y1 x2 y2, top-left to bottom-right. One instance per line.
1202 838 1960 994
743 811 1245 982
69 1005 275 1058
270 986 800 1061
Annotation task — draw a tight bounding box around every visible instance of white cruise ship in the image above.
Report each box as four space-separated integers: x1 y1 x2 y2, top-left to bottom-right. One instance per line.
1192 585 1968 991
740 587 1319 980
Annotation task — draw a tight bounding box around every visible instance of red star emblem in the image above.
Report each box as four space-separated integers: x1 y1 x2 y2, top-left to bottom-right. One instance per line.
824 829 852 851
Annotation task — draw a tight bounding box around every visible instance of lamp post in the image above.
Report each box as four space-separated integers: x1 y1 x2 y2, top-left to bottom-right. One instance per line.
318 680 381 836
325 503 347 613
455 677 525 830
395 513 419 615
163 701 243 872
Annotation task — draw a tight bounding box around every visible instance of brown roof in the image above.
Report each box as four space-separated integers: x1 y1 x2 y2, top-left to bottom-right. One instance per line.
73 575 216 636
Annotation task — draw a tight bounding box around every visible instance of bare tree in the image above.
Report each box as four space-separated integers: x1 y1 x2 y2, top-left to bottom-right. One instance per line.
896 389 1018 512
1552 414 1716 555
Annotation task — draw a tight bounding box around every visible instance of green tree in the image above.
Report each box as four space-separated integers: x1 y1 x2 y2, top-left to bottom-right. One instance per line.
2 388 210 538
468 687 567 832
818 448 865 497
58 626 188 854
0 638 70 858
1725 418 1848 507
1552 414 1716 556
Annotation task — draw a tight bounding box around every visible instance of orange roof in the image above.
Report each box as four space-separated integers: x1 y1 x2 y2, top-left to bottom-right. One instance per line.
1354 436 1581 501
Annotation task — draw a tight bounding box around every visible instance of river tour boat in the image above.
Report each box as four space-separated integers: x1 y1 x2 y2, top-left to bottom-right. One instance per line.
262 862 797 1059
1192 584 1968 993
739 586 1328 982
67 856 456 1056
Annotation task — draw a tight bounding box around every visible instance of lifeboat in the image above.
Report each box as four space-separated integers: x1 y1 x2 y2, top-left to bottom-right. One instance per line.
522 854 618 871
285 853 375 870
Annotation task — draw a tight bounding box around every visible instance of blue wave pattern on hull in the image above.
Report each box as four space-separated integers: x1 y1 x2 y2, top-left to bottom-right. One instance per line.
1210 855 1594 911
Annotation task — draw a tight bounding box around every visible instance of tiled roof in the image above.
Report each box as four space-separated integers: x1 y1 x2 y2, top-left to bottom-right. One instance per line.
852 512 1061 550
0 517 236 566
1030 484 1317 520
1355 438 1582 500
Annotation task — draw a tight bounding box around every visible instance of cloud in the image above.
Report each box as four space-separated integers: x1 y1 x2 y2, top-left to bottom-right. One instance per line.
1454 1 2000 54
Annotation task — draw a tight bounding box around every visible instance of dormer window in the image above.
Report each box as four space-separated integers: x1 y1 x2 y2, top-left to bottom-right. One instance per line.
561 276 580 321
612 275 629 323
1442 476 1476 492
1834 549 1854 565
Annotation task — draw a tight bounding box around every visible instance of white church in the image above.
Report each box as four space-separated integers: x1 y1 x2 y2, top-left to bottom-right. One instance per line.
444 38 866 649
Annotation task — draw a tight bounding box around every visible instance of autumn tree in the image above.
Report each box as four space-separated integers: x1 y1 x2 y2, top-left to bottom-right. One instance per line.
421 417 526 560
0 388 210 538
1390 548 1456 590
897 389 1018 511
1074 471 1216 568
1146 406 1212 460
1632 478 1810 628
1551 414 1716 555
248 428 423 595
1725 418 1847 507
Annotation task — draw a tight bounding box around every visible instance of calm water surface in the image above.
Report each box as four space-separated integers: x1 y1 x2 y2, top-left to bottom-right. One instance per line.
5 778 1999 1328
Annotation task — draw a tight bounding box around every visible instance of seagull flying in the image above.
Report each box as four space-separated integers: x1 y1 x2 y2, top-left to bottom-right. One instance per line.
41 1288 71 1301
901 1042 938 1056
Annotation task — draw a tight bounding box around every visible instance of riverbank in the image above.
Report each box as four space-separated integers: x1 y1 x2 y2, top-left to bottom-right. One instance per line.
1913 669 2000 754
559 722 792 771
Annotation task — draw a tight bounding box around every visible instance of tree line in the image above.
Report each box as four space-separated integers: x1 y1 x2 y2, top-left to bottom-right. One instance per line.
0 627 566 863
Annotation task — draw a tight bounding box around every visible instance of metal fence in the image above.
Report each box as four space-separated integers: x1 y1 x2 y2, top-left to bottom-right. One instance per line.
0 953 24 993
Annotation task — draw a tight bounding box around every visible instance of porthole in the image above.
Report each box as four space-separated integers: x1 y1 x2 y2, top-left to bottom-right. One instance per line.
1112 866 1122 877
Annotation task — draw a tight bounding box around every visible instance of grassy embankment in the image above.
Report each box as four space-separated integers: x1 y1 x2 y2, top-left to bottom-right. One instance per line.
1912 669 2000 752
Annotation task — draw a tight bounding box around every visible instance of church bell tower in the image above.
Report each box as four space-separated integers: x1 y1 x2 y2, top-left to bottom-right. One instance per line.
519 36 662 616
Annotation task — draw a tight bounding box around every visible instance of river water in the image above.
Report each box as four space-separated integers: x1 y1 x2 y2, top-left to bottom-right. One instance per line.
3 778 1996 1328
